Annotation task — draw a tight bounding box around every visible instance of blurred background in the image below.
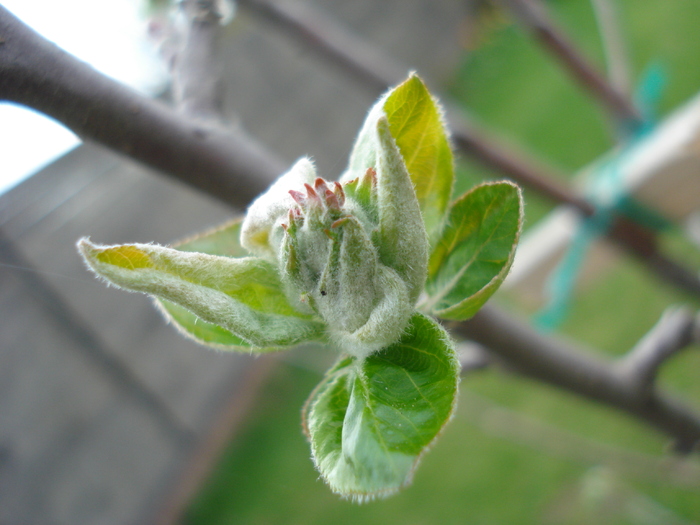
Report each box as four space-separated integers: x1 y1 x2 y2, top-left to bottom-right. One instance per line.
1 0 699 523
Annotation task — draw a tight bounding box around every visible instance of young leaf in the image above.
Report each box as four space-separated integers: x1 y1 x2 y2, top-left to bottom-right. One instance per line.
422 181 523 321
241 157 317 259
382 75 454 241
375 117 429 303
303 312 459 501
344 74 454 242
78 239 325 349
156 299 253 350
153 218 256 349
174 217 248 258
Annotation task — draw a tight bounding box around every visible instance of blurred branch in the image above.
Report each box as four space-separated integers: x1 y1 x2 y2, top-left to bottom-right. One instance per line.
457 305 700 453
235 0 405 93
172 0 227 121
616 307 699 397
0 4 698 453
237 0 700 300
590 0 631 96
496 0 641 130
0 5 283 211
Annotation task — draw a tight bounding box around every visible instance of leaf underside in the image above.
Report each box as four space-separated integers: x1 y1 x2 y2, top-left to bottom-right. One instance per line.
158 218 258 349
303 312 459 501
79 238 324 351
424 181 523 320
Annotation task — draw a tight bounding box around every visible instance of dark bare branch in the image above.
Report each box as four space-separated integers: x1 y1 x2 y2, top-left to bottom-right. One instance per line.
457 305 700 453
497 0 642 130
0 5 284 211
236 0 406 94
616 307 698 396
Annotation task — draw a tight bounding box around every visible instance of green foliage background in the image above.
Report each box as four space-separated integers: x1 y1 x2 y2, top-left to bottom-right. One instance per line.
186 0 700 522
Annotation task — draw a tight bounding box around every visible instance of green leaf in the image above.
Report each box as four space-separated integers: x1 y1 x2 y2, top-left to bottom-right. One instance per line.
383 75 454 242
344 74 454 244
174 217 248 258
374 117 429 303
78 239 325 350
155 218 256 349
422 181 523 321
303 312 459 501
156 299 252 350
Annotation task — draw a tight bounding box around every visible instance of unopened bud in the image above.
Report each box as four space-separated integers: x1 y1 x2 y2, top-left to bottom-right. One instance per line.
240 116 429 358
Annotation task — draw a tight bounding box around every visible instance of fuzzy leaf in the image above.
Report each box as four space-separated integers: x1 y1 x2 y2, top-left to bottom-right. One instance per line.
174 217 248 258
345 74 453 243
241 157 317 259
382 75 453 241
156 300 252 349
78 239 325 349
375 117 429 303
423 181 523 320
303 312 459 501
155 218 254 349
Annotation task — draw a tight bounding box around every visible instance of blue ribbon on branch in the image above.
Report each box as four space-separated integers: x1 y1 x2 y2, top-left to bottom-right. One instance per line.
535 64 672 331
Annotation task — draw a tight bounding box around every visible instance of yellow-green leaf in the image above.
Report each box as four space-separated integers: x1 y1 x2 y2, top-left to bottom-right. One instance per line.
383 75 454 242
78 238 325 350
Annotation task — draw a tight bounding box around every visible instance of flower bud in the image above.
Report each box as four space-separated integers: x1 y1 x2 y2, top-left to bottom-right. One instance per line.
240 117 429 358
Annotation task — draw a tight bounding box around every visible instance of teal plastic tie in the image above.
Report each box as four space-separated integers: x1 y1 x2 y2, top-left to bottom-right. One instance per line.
535 64 669 331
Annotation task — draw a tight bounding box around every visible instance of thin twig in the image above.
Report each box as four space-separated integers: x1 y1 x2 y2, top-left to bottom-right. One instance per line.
462 391 700 488
497 0 642 130
590 0 631 96
457 305 700 453
236 0 405 94
0 5 284 211
172 0 227 121
616 307 697 397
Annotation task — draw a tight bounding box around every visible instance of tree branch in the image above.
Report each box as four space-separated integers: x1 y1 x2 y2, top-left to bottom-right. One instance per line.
236 0 405 94
457 305 700 453
172 0 227 121
1 5 699 453
463 391 700 487
0 5 284 211
616 307 698 397
590 0 631 96
497 0 642 130
236 0 700 302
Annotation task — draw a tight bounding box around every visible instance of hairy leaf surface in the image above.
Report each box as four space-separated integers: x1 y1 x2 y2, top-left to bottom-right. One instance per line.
382 75 453 241
175 217 248 258
303 313 459 500
79 239 324 349
157 218 253 349
345 75 453 243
